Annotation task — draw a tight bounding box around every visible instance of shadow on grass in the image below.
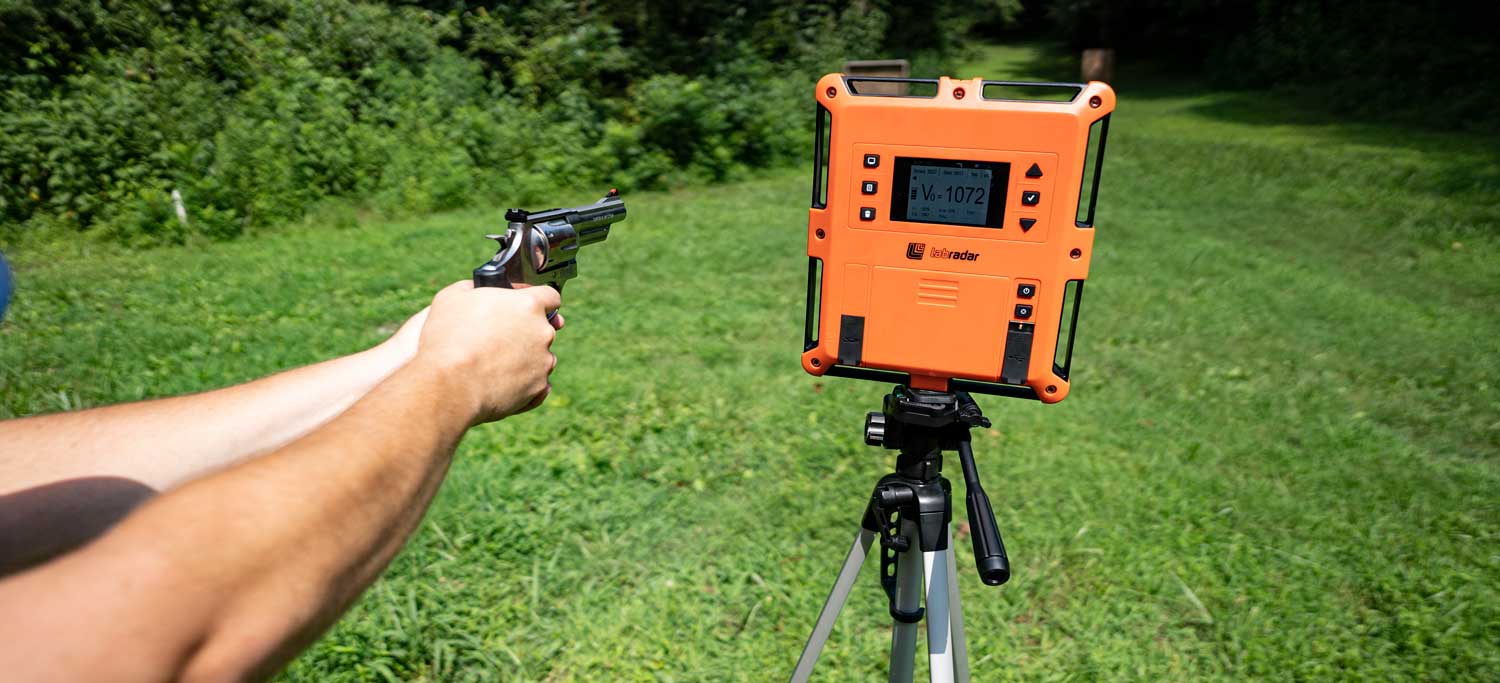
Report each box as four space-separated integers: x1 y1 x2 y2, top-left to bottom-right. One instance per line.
988 42 1500 183
1156 85 1500 201
0 476 155 576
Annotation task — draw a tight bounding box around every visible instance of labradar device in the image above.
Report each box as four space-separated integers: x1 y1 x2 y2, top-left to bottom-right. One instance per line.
802 75 1114 403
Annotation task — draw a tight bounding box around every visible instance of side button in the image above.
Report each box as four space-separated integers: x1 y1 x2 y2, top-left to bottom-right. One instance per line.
1021 191 1040 206
1025 163 1043 178
859 207 876 221
1019 217 1037 232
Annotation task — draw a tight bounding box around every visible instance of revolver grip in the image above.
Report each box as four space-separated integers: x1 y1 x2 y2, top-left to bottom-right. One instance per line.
473 261 514 289
473 262 563 322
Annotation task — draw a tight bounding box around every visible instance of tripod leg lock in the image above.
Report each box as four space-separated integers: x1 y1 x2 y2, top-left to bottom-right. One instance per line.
880 543 926 623
869 480 949 625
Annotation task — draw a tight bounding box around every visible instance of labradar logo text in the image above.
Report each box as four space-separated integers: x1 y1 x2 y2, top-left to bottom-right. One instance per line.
906 242 980 262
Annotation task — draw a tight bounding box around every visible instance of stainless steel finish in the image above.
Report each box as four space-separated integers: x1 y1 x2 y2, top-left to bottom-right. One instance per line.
474 191 626 290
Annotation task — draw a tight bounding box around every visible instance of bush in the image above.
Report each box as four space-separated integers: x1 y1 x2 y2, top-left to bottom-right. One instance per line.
0 0 996 244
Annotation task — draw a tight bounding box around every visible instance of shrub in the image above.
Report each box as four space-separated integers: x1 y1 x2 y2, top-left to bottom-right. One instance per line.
1 0 989 244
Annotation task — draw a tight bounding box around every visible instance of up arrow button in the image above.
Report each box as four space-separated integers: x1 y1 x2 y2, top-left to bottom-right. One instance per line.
1025 163 1043 178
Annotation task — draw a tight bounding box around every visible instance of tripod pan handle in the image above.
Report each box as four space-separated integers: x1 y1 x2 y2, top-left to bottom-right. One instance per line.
956 440 1010 586
965 486 1010 585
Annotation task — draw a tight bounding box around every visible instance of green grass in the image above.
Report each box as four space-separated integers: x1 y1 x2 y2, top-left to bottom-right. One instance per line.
3 43 1498 681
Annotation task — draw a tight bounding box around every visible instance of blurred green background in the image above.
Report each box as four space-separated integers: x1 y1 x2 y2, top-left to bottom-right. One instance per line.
4 1 1497 244
2 2 1498 682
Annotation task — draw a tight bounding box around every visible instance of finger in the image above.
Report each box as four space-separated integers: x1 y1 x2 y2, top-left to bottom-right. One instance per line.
546 352 558 374
549 312 566 330
521 383 551 413
520 284 562 314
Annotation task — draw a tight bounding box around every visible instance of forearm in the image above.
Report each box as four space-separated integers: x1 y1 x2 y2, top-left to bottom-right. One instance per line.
0 341 411 494
162 360 472 680
0 359 475 682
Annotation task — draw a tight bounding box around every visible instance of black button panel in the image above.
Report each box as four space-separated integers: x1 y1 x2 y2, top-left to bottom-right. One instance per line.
1021 191 1040 206
859 207 876 221
1014 304 1033 319
863 154 880 168
1019 217 1037 232
861 180 878 195
1017 284 1036 299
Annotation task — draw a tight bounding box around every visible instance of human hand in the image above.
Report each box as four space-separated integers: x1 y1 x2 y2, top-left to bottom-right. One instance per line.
379 296 564 368
414 281 564 424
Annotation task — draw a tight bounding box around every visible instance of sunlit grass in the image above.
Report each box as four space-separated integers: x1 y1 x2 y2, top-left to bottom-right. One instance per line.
2 44 1496 681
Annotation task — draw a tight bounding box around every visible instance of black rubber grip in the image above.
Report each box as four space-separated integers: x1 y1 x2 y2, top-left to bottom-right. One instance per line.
958 440 1010 586
965 486 1010 585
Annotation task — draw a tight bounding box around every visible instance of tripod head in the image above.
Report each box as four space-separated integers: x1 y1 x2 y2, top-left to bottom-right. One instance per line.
864 386 1011 586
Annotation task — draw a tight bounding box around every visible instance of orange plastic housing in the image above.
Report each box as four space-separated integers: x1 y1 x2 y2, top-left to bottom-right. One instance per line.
801 74 1115 403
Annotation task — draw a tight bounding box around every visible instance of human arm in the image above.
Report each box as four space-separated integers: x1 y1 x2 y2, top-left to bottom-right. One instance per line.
0 308 429 496
0 307 435 576
0 281 561 682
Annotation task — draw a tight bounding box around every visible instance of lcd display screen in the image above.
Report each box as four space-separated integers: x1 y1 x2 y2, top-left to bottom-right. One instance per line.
889 157 1008 228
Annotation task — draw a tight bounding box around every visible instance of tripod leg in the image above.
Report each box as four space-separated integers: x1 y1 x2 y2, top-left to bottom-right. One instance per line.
788 528 877 683
945 529 970 683
923 548 956 683
889 520 924 683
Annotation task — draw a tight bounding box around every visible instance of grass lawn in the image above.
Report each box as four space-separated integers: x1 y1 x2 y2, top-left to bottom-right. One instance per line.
3 44 1497 681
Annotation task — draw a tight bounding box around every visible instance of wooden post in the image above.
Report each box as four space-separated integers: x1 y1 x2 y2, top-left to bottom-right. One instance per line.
843 59 911 95
1081 49 1114 83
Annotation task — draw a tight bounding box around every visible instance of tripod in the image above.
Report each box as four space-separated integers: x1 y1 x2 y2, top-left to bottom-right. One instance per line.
788 386 1010 683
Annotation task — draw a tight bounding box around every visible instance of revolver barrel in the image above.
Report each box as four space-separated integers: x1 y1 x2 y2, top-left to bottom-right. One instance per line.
564 193 626 246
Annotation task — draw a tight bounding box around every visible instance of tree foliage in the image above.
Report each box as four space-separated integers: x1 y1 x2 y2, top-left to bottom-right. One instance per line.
0 0 990 243
1044 0 1500 128
9 0 1478 245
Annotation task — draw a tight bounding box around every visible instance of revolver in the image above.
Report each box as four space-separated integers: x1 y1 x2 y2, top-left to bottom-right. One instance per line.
473 189 627 294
